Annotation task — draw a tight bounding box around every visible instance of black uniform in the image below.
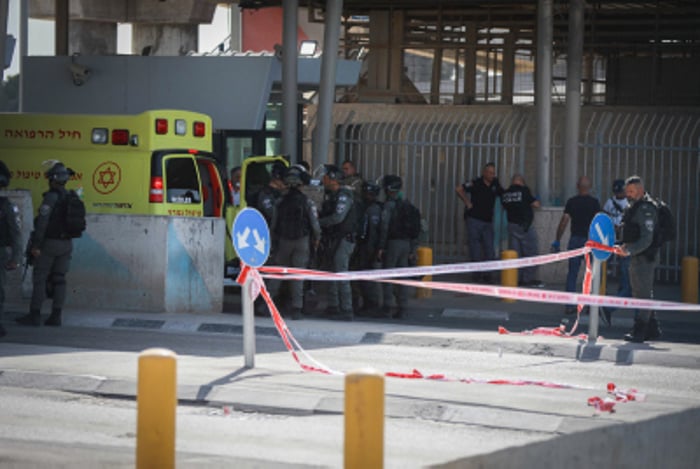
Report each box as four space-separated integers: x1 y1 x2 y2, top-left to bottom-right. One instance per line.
501 184 539 285
462 176 504 281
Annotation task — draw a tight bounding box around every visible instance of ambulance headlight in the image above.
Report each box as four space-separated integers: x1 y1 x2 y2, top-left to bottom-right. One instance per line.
91 128 108 144
175 119 187 136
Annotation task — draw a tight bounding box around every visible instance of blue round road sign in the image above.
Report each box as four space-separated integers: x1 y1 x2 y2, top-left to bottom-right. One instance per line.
588 212 615 261
232 208 270 268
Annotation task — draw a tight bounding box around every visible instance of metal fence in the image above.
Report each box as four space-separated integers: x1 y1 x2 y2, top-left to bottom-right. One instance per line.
306 104 700 283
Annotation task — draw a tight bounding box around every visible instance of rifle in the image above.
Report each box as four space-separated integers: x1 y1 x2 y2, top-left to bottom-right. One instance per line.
22 239 33 283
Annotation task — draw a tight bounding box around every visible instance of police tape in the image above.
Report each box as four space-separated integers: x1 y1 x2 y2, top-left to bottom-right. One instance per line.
260 246 590 281
238 262 648 411
259 262 700 313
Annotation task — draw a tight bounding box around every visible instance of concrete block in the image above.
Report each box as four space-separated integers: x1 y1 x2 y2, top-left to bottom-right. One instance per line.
68 214 224 314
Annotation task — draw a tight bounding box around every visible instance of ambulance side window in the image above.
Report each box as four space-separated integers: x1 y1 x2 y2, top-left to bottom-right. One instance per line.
165 157 200 204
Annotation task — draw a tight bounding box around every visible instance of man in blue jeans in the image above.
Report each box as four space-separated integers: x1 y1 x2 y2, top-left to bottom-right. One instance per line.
456 162 504 283
551 176 600 314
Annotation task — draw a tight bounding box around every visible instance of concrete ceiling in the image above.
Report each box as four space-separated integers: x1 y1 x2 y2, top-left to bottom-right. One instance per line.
238 1 700 56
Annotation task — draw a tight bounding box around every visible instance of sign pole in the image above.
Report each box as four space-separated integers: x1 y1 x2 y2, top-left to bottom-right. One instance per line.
232 208 271 370
242 275 255 368
588 258 601 344
587 212 615 345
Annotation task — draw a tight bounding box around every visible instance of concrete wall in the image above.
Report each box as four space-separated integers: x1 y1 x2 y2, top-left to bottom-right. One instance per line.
3 190 225 314
21 55 361 131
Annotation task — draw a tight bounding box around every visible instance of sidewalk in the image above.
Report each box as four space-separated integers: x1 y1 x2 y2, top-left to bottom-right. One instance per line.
3 279 698 370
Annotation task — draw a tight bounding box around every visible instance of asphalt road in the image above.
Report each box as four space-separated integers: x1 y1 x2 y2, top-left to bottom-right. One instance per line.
1 320 700 468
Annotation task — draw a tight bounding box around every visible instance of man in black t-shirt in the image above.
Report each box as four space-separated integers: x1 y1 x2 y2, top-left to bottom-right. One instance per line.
456 162 504 283
551 176 600 313
502 174 542 287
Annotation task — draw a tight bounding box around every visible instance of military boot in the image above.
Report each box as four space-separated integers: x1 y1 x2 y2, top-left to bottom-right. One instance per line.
645 316 662 341
16 310 41 327
623 319 648 343
45 308 62 327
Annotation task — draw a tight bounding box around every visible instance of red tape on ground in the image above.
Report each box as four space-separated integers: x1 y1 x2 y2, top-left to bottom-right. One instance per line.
236 261 644 411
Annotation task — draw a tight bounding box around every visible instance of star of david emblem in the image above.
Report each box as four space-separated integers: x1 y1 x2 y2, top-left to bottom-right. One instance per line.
92 161 122 195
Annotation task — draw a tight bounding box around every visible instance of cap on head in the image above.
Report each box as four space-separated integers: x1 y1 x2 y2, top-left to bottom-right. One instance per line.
382 174 402 192
323 164 343 181
45 161 73 185
625 175 643 186
612 179 625 193
0 160 10 188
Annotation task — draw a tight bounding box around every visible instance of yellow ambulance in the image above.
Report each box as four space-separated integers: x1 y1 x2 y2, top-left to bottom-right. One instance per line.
0 109 225 218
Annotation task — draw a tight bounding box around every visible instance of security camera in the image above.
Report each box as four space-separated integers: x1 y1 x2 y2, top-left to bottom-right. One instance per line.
69 63 91 86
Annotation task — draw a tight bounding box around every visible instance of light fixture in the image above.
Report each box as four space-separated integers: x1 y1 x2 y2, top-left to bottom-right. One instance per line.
299 40 318 57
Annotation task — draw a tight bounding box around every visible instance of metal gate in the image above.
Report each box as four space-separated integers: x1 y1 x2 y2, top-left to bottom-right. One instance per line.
306 104 699 282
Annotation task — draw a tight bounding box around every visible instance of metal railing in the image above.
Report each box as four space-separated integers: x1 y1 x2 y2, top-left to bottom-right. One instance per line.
306 104 700 282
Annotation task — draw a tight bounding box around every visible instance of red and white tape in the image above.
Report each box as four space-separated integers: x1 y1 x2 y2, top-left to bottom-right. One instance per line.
237 256 646 411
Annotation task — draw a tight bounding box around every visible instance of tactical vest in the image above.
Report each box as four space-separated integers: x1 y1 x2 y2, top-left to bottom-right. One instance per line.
321 188 356 238
274 188 310 240
622 199 657 259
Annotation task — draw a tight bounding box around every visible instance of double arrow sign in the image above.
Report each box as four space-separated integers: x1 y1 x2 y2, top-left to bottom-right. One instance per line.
236 226 266 254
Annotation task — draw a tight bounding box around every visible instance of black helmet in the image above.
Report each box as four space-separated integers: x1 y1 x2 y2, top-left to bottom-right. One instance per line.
362 181 381 196
284 166 306 187
382 174 402 192
0 160 10 188
612 179 625 193
323 164 343 181
45 162 73 185
270 161 287 181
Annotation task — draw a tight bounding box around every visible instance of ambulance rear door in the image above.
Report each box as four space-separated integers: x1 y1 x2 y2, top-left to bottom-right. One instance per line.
150 151 204 217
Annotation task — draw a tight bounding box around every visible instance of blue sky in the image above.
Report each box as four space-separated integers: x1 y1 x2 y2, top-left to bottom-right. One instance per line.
6 3 232 76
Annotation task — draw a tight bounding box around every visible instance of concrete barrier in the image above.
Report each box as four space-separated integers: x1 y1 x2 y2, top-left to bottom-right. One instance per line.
2 189 225 314
529 206 573 286
70 214 225 313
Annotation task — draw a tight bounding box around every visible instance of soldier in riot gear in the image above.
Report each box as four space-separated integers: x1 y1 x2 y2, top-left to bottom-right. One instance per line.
616 176 662 343
355 181 383 315
16 161 76 327
377 175 416 319
0 161 22 338
267 166 320 320
318 164 356 321
256 161 288 225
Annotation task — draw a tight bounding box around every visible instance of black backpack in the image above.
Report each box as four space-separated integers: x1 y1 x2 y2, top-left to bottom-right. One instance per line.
62 190 87 238
649 196 676 248
274 188 310 240
389 199 422 240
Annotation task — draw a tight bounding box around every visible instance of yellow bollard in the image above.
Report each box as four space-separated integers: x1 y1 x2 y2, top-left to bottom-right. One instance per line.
415 246 433 299
345 368 384 469
501 250 518 303
137 348 177 469
681 256 699 304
